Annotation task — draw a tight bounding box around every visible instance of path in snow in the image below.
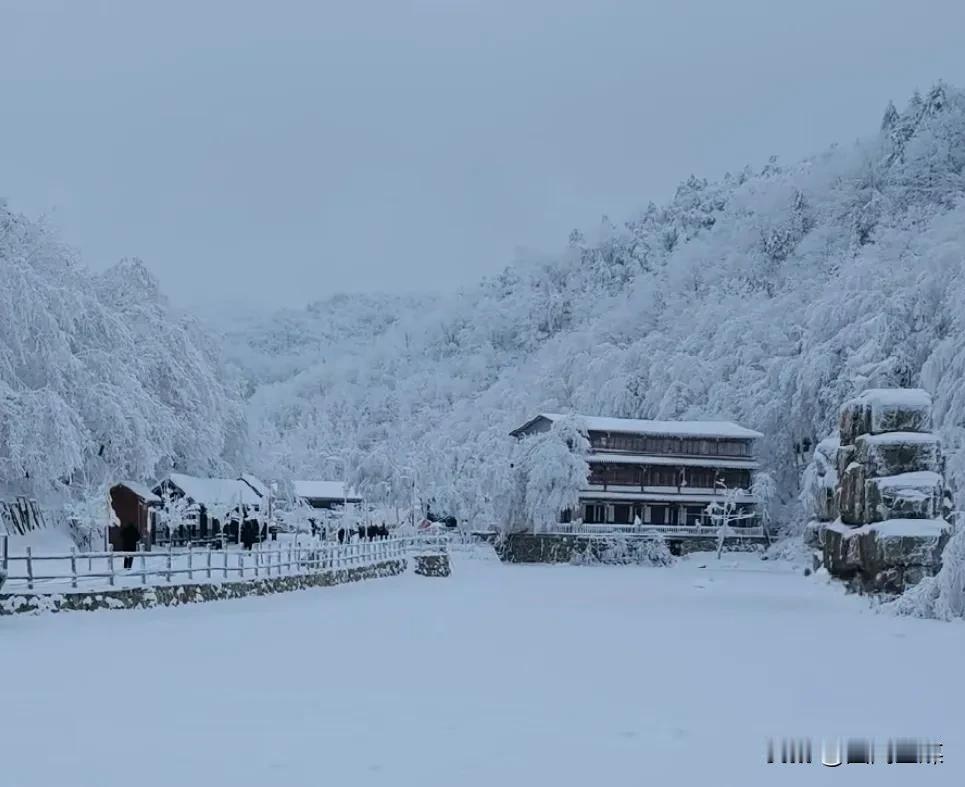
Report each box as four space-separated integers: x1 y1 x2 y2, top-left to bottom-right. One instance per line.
1 551 962 786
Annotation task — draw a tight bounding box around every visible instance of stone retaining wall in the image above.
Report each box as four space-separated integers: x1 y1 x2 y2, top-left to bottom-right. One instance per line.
495 533 764 563
0 558 407 616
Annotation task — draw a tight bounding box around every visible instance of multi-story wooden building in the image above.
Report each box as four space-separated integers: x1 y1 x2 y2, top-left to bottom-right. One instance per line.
510 413 763 532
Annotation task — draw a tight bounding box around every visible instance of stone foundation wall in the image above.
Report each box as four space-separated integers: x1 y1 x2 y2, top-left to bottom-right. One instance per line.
495 533 764 563
0 559 407 616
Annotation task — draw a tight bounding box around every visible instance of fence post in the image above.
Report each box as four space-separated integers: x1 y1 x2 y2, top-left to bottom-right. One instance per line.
70 547 77 589
207 549 212 580
224 549 229 580
188 543 194 581
240 554 245 580
2 535 8 576
141 553 147 585
166 544 172 583
108 549 115 587
254 545 260 578
26 546 34 591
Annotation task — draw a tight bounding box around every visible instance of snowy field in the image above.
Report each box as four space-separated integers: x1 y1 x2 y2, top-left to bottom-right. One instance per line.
2 549 963 787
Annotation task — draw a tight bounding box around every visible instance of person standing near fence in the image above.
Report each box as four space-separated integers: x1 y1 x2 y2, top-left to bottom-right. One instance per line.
120 521 139 569
241 519 257 551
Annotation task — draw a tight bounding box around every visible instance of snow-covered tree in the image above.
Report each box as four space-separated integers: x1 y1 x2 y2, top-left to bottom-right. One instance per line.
502 417 589 533
0 206 246 502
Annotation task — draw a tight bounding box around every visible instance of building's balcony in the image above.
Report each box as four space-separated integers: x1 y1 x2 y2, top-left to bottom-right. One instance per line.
587 452 759 470
550 523 766 538
581 485 759 504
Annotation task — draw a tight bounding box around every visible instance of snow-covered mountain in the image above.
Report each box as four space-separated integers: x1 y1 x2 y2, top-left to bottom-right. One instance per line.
5 82 965 530
229 82 965 527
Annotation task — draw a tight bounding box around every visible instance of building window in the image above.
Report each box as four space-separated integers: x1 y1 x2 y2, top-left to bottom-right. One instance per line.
610 465 639 485
717 440 749 457
687 468 716 488
613 504 631 524
650 505 667 525
647 467 677 486
583 503 605 524
685 506 704 526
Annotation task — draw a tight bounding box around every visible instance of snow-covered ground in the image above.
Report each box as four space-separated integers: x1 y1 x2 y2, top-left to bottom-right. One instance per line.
1 549 962 786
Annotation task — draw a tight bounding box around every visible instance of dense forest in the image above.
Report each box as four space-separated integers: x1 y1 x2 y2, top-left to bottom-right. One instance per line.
4 83 965 533
231 82 965 527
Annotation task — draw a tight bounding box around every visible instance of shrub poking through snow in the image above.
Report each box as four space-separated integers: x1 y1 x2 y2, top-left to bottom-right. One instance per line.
569 535 675 567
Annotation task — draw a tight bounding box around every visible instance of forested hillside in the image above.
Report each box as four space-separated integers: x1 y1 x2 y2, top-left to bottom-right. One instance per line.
0 205 246 502
5 83 965 532
230 82 965 527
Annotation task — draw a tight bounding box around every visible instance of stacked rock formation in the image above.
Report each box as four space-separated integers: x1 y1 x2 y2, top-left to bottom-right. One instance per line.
822 388 952 593
802 435 841 551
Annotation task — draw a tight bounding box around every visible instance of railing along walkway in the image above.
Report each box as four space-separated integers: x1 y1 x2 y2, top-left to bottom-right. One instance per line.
0 535 447 592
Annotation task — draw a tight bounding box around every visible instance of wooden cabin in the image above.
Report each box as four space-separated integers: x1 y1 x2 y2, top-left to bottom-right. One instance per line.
109 482 162 550
510 413 763 530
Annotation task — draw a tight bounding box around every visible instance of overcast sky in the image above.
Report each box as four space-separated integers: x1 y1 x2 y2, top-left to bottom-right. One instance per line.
3 1 964 308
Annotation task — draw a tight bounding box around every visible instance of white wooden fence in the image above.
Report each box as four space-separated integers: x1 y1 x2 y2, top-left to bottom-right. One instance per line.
0 535 447 592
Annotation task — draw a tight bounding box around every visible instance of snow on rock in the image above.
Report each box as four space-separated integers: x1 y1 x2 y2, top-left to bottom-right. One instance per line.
800 435 839 523
802 521 827 549
823 517 951 590
854 432 942 477
865 471 943 522
839 388 932 445
838 462 866 525
858 518 950 540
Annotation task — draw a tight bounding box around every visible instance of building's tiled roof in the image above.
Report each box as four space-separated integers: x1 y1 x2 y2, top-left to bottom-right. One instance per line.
511 413 763 440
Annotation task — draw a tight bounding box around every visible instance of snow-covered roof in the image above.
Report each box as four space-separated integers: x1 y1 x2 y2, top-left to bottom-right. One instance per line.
115 481 162 504
512 413 763 440
239 473 270 498
292 480 362 502
161 473 262 508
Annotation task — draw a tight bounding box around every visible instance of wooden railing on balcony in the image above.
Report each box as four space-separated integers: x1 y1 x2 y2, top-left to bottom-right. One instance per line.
548 523 766 538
